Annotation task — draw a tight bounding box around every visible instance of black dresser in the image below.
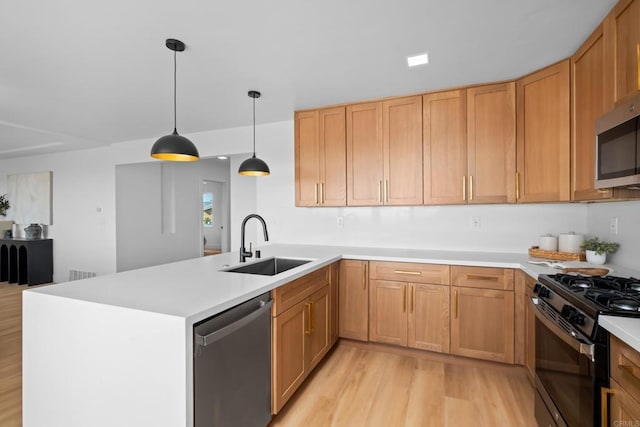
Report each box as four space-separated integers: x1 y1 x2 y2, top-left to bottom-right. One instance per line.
0 238 53 285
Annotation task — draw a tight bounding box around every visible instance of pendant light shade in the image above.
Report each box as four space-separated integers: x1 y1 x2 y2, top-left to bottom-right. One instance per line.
239 90 270 176
150 39 199 162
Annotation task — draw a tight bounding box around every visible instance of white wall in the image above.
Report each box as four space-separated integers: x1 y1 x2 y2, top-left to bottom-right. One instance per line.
0 123 270 282
587 200 640 269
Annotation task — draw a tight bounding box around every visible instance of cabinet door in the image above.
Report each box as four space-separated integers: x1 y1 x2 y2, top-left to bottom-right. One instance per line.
609 378 640 426
423 90 467 205
319 107 347 206
467 82 516 204
516 60 571 203
295 110 320 206
329 262 339 345
272 302 307 414
369 280 407 346
382 96 423 205
606 0 640 104
572 25 614 202
346 102 384 206
338 260 369 341
408 283 450 353
450 286 515 363
306 286 330 371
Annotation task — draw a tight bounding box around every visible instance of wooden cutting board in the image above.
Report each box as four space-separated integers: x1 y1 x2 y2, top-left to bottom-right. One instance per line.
561 267 610 276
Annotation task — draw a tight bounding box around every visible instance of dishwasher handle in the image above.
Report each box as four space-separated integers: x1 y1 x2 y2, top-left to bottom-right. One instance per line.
195 299 273 347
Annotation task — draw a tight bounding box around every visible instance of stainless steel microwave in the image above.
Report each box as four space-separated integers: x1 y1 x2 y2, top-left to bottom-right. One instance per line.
595 94 640 189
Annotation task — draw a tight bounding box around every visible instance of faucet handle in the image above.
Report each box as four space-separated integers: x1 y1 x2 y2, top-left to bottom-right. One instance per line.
255 250 261 259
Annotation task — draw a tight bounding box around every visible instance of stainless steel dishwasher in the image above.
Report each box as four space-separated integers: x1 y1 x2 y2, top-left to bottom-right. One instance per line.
194 291 272 427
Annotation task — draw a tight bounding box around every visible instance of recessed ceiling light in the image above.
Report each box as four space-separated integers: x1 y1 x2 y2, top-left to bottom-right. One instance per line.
407 52 429 67
217 156 228 160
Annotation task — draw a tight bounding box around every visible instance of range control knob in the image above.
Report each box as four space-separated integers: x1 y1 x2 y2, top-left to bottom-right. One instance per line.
533 283 541 294
561 305 586 326
538 287 551 298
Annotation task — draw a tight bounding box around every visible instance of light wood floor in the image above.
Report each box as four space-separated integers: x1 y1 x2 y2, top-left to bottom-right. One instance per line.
270 340 537 427
0 283 26 427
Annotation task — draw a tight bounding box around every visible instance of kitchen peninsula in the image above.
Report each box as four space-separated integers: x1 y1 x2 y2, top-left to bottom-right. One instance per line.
24 243 640 427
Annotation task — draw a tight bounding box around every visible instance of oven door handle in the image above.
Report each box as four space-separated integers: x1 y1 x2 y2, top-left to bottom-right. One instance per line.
530 296 595 363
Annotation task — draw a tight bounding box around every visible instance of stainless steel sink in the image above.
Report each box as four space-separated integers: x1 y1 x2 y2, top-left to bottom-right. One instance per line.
223 257 312 276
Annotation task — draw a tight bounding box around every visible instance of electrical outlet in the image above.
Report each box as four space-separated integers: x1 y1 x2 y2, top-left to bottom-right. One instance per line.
337 216 344 227
471 216 481 230
610 217 618 235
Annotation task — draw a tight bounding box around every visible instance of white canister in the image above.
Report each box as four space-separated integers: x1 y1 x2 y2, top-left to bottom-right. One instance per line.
539 234 558 251
558 232 585 254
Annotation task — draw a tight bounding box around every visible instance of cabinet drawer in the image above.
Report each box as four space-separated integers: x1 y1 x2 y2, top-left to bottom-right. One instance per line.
272 267 330 316
369 261 449 285
611 335 640 404
451 266 514 290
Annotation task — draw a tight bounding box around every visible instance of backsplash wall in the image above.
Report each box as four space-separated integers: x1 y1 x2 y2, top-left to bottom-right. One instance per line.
587 200 640 268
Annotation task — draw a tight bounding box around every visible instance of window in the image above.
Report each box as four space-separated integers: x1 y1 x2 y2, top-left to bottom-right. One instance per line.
203 192 213 227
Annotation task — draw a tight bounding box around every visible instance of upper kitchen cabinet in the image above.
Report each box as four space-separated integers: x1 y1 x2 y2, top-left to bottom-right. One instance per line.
347 96 423 206
516 59 571 203
423 90 467 204
294 107 346 206
604 0 640 105
466 82 516 204
572 23 614 201
423 84 515 205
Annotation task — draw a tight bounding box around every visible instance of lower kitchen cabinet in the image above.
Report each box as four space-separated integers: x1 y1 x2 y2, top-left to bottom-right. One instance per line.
450 266 515 364
339 259 369 341
368 261 450 353
271 266 335 414
369 280 407 346
605 335 640 425
409 283 450 353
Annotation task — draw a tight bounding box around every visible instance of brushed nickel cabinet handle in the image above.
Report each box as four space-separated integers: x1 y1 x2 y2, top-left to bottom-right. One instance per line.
314 183 319 205
378 180 383 204
469 175 473 201
516 172 520 200
320 182 324 204
393 270 422 276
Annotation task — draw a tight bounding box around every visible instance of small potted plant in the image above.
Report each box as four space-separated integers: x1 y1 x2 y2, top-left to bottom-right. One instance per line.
581 237 619 265
0 194 9 217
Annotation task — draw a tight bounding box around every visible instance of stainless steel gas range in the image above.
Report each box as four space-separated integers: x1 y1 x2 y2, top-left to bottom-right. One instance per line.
532 273 640 427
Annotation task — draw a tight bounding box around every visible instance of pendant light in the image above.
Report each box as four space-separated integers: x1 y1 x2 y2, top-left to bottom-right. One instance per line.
238 90 270 176
150 39 199 162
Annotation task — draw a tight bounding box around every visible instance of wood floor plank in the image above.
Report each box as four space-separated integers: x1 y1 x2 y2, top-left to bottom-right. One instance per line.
270 340 536 427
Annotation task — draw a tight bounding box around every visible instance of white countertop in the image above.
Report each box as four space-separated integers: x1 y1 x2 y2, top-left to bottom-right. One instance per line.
29 243 630 324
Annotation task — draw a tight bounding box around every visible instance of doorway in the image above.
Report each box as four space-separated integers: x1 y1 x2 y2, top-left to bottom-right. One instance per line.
202 180 229 255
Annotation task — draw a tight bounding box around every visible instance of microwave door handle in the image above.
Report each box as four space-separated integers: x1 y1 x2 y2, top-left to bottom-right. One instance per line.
529 297 595 362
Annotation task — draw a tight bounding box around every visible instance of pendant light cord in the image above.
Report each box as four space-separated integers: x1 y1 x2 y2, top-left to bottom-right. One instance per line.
173 49 177 133
252 96 256 156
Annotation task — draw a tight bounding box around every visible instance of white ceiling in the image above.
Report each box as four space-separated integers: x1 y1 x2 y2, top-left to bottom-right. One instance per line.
0 0 617 159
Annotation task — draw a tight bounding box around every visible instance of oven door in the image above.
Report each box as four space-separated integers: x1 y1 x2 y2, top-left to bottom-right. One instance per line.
531 297 596 427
